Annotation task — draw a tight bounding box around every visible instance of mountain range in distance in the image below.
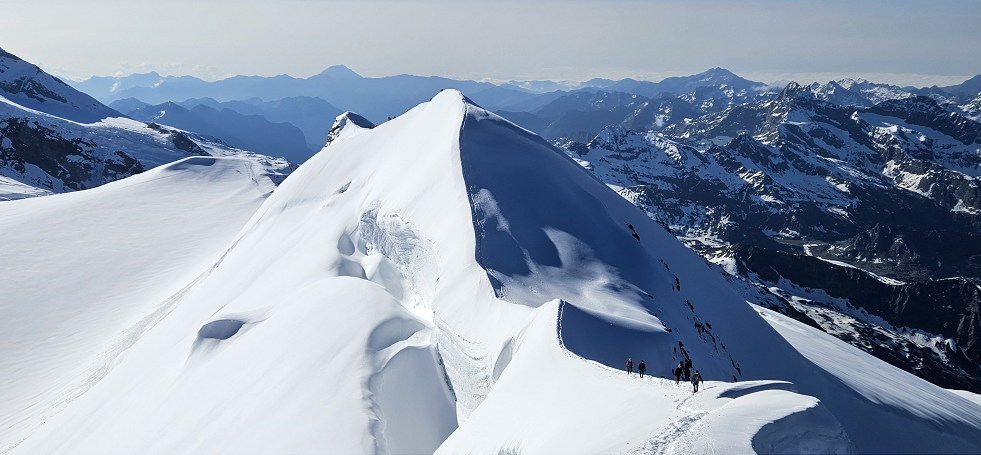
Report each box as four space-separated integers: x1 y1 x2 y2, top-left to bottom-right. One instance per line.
72 65 981 164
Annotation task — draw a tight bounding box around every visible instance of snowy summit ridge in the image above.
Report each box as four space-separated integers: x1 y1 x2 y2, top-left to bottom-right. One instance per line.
325 110 375 145
3 90 981 454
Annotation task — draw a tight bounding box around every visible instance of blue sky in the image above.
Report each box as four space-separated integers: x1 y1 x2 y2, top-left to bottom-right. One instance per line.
1 0 979 86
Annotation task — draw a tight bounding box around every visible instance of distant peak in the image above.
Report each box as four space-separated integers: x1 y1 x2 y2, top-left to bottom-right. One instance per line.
689 68 738 81
318 65 361 79
777 81 812 102
705 67 735 75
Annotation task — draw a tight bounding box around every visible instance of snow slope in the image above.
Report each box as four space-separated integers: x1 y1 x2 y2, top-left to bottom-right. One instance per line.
756 305 981 452
0 156 278 452
0 47 121 123
7 91 981 454
0 173 51 200
438 300 852 454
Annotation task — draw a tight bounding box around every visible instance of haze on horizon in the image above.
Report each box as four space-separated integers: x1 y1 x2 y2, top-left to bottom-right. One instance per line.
2 0 980 88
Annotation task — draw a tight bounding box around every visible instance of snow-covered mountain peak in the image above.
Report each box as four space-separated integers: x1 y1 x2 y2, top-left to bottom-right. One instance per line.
810 78 915 107
325 111 375 145
699 67 738 81
961 93 981 121
6 88 981 453
776 81 811 100
0 48 121 123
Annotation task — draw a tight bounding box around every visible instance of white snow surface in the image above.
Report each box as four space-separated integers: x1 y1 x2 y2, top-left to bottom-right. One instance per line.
0 173 51 200
948 389 981 408
0 157 277 452
756 305 981 452
3 91 981 454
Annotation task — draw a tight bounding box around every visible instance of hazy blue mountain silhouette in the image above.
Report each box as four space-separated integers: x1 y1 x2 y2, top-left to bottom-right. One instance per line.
170 96 344 150
604 68 765 98
122 102 312 162
76 66 538 123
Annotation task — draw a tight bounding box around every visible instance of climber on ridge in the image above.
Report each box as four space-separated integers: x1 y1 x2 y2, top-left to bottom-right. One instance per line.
638 360 646 378
626 358 633 374
692 370 703 393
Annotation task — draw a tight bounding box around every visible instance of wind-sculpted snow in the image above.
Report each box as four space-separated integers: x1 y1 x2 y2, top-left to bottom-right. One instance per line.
6 90 981 454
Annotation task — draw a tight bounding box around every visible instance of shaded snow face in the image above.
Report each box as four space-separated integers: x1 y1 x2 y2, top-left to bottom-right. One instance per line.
462 110 659 288
457 106 748 387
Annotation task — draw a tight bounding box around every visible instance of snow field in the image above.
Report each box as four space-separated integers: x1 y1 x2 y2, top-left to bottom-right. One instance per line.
11 94 485 453
0 157 277 452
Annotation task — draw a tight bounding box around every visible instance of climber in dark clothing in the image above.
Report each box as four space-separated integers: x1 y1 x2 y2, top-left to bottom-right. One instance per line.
673 362 683 384
692 370 703 393
638 360 646 378
626 358 633 374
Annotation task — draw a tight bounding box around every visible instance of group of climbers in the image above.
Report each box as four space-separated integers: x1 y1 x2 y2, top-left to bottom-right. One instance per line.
626 357 703 393
625 358 646 378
